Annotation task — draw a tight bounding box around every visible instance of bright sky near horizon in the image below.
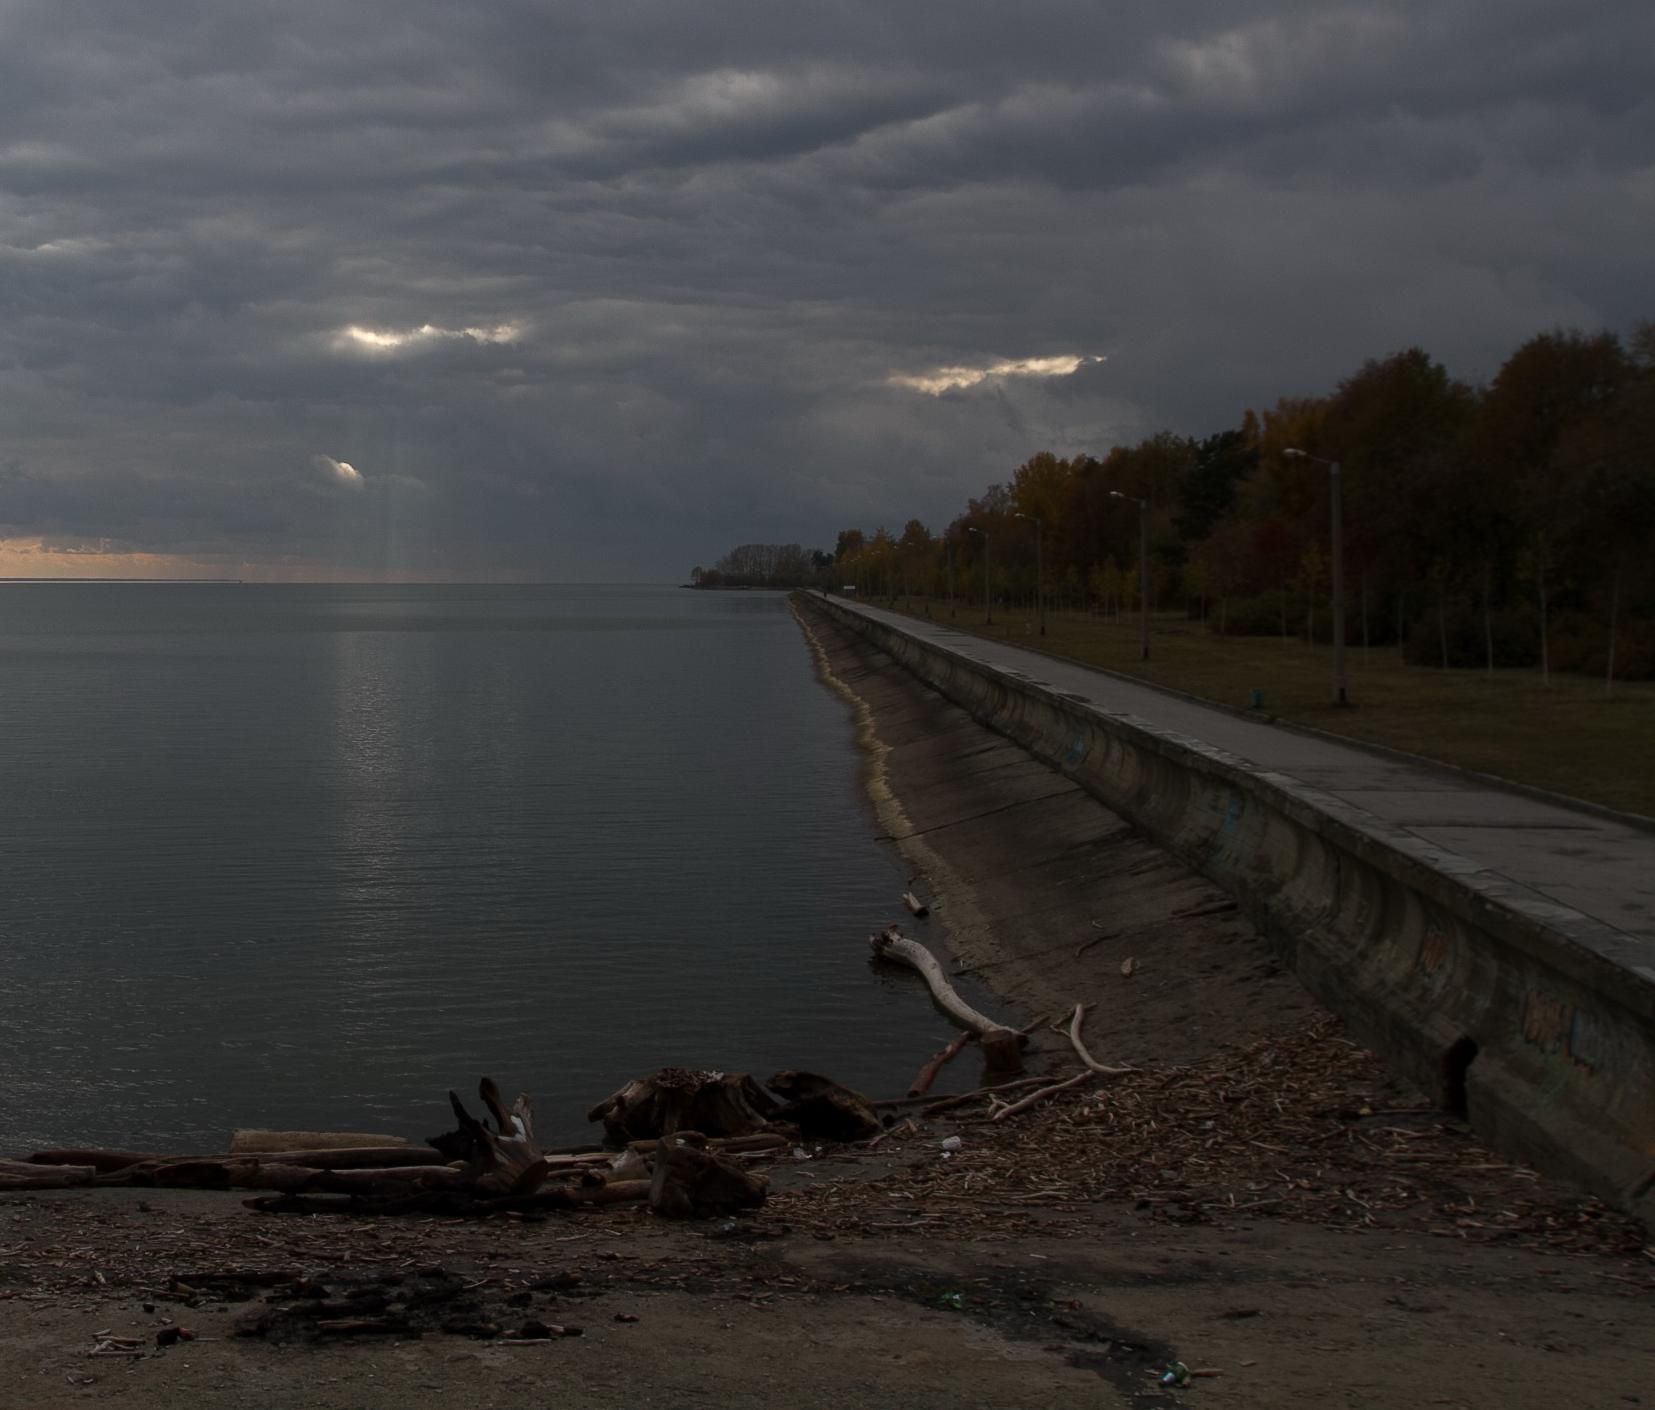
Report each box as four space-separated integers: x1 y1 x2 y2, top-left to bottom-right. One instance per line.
1 2 1650 580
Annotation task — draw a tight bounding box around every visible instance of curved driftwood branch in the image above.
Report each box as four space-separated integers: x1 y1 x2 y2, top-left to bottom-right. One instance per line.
988 1070 1092 1122
908 1031 974 1097
1059 1003 1137 1078
869 1073 1055 1112
870 928 1023 1067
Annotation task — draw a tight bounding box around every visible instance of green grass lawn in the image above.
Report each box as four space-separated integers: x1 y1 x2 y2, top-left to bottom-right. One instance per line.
884 596 1655 820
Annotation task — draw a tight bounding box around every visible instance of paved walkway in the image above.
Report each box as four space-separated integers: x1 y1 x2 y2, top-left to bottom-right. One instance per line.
836 600 1655 948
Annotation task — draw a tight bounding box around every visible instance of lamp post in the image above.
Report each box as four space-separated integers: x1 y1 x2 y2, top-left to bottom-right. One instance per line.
1015 512 1046 635
1283 449 1347 706
1108 491 1149 661
966 525 992 624
946 537 957 618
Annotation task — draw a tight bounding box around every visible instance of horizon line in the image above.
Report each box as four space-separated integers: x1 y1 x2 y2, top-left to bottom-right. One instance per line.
0 576 694 586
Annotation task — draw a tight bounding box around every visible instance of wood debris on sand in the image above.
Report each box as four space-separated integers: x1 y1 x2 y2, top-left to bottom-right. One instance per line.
767 1015 1652 1267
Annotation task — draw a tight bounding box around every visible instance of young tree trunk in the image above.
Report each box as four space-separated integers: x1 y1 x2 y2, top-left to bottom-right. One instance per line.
1606 558 1622 699
1361 572 1370 666
1538 562 1549 686
1482 561 1495 675
1280 582 1289 644
1397 590 1406 656
1437 582 1449 670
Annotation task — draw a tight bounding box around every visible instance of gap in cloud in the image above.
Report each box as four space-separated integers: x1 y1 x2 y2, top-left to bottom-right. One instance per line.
887 353 1105 395
331 322 523 354
313 454 364 485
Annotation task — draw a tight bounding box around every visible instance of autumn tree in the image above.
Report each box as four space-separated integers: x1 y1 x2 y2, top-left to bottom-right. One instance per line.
1322 348 1478 651
1549 335 1655 693
1176 429 1257 543
1475 330 1633 677
897 519 933 604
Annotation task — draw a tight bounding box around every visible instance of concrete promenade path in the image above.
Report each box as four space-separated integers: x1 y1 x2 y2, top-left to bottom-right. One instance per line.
834 598 1655 951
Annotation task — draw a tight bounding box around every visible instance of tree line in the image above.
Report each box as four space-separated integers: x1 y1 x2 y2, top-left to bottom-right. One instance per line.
689 543 830 588
828 324 1655 685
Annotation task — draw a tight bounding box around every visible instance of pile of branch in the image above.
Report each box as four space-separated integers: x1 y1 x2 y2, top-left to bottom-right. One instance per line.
9 1065 892 1220
775 1015 1652 1264
868 999 1134 1126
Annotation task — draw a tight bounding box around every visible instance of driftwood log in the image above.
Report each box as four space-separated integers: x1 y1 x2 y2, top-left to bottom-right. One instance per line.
0 1159 96 1190
627 1132 788 1157
766 1071 883 1141
646 1136 769 1218
908 1032 973 1097
870 928 1025 1069
229 1130 413 1155
244 1173 657 1218
36 1145 448 1177
25 1149 165 1174
587 1068 780 1143
82 1158 464 1193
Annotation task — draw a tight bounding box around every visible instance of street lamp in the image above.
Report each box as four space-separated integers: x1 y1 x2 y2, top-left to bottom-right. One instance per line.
1108 491 1149 661
946 537 957 618
1283 449 1347 706
1015 512 1046 636
966 525 992 624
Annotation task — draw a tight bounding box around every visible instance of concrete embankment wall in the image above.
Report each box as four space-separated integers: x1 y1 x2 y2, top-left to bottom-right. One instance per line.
802 595 1655 1222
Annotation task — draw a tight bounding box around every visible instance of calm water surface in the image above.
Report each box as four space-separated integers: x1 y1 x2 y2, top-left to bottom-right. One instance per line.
0 584 987 1151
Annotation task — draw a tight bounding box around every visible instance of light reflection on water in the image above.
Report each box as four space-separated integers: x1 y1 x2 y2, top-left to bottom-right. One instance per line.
0 585 1008 1151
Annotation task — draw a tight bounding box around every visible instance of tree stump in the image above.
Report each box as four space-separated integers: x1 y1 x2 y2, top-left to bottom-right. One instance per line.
427 1078 550 1196
587 1069 781 1144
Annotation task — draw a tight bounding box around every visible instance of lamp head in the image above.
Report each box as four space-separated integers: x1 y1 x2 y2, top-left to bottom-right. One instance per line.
1282 448 1306 460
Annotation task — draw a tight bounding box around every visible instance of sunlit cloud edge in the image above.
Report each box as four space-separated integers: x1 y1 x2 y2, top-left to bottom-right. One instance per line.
330 321 524 355
887 354 1105 395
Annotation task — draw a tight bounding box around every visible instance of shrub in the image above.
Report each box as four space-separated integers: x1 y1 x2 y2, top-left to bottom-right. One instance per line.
1216 590 1297 638
1403 602 1542 669
1554 610 1655 681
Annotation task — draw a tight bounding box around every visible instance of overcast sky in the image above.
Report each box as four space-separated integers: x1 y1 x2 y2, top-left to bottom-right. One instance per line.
2 1 1650 580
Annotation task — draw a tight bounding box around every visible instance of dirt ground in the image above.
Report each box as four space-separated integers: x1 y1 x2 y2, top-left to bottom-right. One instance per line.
0 600 1648 1410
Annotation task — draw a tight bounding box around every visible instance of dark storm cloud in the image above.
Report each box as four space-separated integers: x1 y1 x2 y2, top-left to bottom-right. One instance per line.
1 0 1651 576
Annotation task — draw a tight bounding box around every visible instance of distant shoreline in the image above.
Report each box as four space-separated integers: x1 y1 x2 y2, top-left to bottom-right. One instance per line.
0 577 245 584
